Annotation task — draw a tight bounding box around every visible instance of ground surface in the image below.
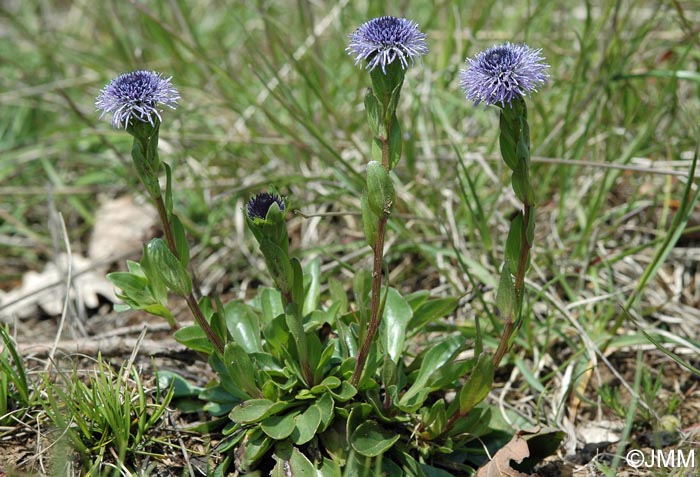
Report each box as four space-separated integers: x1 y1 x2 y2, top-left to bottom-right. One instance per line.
2 1 700 476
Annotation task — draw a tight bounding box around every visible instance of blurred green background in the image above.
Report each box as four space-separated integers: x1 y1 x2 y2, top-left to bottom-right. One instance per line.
1 0 698 334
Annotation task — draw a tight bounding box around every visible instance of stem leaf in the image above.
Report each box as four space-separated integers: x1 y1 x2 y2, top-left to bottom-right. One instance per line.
260 239 294 296
171 214 190 268
145 238 192 297
366 161 395 216
496 260 516 319
380 288 413 364
361 189 379 249
505 213 523 275
364 88 385 138
388 116 403 169
457 353 494 415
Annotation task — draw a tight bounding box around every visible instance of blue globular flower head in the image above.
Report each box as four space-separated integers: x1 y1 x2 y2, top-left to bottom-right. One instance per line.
347 16 428 74
246 192 285 221
96 70 179 129
459 42 549 107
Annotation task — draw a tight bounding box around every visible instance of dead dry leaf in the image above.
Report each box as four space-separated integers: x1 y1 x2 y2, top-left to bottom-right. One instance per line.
476 434 530 477
0 196 156 320
0 254 117 320
578 419 624 445
88 195 157 268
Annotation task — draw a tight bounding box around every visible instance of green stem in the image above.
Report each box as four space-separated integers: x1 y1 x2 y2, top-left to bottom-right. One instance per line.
352 112 395 386
491 321 514 370
139 155 225 355
352 65 403 386
352 213 389 387
444 411 461 435
153 195 178 256
492 204 531 368
185 293 225 355
157 192 225 355
381 135 390 170
491 101 534 368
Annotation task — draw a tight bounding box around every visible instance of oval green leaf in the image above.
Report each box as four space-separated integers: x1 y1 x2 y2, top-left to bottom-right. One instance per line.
145 238 192 296
381 288 412 364
229 399 285 424
367 161 395 216
398 335 462 410
261 411 299 440
458 353 495 415
291 404 322 445
225 301 262 353
350 420 400 457
173 324 214 354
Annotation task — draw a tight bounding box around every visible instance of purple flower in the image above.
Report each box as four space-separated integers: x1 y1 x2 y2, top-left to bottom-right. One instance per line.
347 16 428 74
96 71 179 129
459 42 549 107
246 193 285 221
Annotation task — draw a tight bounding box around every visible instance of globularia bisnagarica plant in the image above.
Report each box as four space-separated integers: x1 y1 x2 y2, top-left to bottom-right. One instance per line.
97 17 562 476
